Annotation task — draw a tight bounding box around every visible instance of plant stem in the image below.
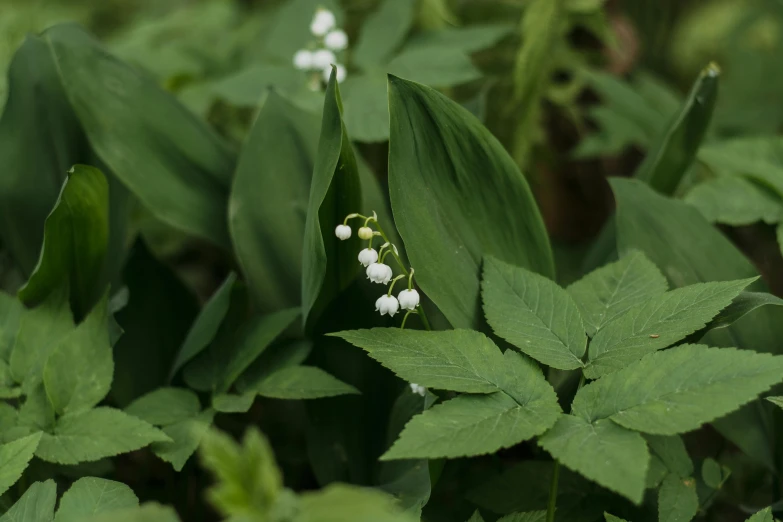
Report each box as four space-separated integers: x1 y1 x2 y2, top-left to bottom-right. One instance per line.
546 462 560 522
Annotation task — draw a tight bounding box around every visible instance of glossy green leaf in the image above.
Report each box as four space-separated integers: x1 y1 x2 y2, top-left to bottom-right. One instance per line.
44 24 235 247
746 508 773 522
352 0 415 70
574 344 783 434
125 388 201 427
584 278 752 379
256 366 359 399
567 250 668 337
0 480 56 522
482 256 587 369
36 407 170 464
658 474 698 522
54 478 138 522
301 69 363 330
18 166 108 319
297 484 417 522
684 176 783 226
538 415 648 504
0 433 42 497
386 48 481 87
229 93 318 311
152 409 215 472
388 75 553 329
645 435 693 478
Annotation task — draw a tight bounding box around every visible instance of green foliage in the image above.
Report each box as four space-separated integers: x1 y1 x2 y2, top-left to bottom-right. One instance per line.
746 508 774 522
0 433 41 497
254 366 359 399
54 477 138 522
658 474 698 522
0 480 57 522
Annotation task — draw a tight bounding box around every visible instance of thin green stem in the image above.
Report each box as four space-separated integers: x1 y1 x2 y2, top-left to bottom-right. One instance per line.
546 463 560 522
387 275 405 297
408 268 415 290
401 310 416 329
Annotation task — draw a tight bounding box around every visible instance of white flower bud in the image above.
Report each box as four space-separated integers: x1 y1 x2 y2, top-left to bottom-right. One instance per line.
375 295 400 317
324 29 348 50
323 63 347 83
397 289 420 310
312 49 336 70
293 49 314 70
358 248 378 267
334 224 351 240
410 383 426 396
311 8 336 36
357 226 373 240
366 262 393 284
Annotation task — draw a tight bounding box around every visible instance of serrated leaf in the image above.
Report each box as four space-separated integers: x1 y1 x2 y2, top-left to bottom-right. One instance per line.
36 407 170 464
567 250 668 337
382 350 560 460
644 435 693 478
482 256 586 369
212 393 255 413
0 433 42 497
498 513 546 522
152 409 215 472
538 415 648 504
124 388 201 426
256 366 358 400
297 484 417 522
44 293 112 415
695 292 783 336
746 507 773 522
387 75 553 329
684 176 782 226
584 279 753 379
605 514 629 522
386 48 481 87
54 477 138 522
658 474 698 522
574 344 783 435
0 480 56 522
466 512 486 522
702 458 722 489
352 0 415 69
646 455 668 489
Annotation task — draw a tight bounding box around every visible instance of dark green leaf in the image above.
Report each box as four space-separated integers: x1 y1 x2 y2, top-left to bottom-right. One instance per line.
684 176 783 226
125 388 201 427
0 480 56 522
152 409 215 472
297 484 417 522
0 293 22 362
645 435 693 478
212 394 255 413
352 0 416 70
658 474 698 522
698 137 783 199
341 74 390 142
256 366 359 399
701 458 723 489
498 513 546 522
407 26 515 53
235 340 312 394
386 48 481 87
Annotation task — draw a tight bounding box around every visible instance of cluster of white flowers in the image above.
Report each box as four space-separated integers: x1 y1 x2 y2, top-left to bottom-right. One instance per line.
293 8 348 87
409 383 426 397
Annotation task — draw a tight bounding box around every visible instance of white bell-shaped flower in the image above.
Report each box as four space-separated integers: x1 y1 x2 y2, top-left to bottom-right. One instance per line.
366 262 393 284
312 49 337 70
409 383 426 396
324 29 348 50
357 248 378 267
375 295 400 317
293 49 314 70
397 289 420 310
334 224 351 240
357 226 373 240
311 8 336 36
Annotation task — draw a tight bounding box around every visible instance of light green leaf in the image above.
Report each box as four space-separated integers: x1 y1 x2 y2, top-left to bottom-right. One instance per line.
698 137 783 199
212 393 255 413
466 511 486 522
44 24 235 248
36 407 170 465
0 480 56 522
644 435 693 478
44 293 112 415
538 415 648 504
684 176 782 226
54 477 138 522
646 455 668 489
658 474 698 522
382 350 560 460
124 388 201 426
746 507 773 522
407 25 515 53
767 397 783 410
152 409 215 472
301 69 362 330
701 458 723 489
574 344 783 435
17 385 55 434
605 514 629 522
387 75 553 329
0 433 42 497
352 0 415 70
0 293 22 362
567 250 668 337
482 256 587 369
386 48 481 87
256 366 358 400
210 65 302 107
297 484 417 522
81 503 181 522
229 92 318 311
584 279 753 379
341 73 389 142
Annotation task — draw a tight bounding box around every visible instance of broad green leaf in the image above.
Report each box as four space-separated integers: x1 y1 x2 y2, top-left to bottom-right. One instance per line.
604 515 629 522
16 385 55 434
169 273 237 379
17 166 108 318
152 409 215 472
44 293 112 415
658 474 698 522
125 388 201 427
212 394 255 413
498 513 546 522
256 366 359 399
301 69 362 330
236 340 312 394
407 25 515 53
382 350 560 460
54 477 138 522
584 279 752 379
684 176 782 226
209 65 302 107
646 456 668 489
297 484 417 522
467 512 485 522
80 504 181 522
261 0 342 61
199 428 282 520
746 508 773 522
482 256 587 370
386 48 481 87
538 415 648 504
341 74 389 142
44 24 235 248
388 75 553 329
635 63 719 195
701 458 723 489
10 286 73 387
0 433 42 497
574 344 783 435
644 435 693 478
229 92 318 311
0 480 56 522
698 137 783 199
332 328 505 394
36 407 170 464
695 292 783 335
352 0 415 70
0 293 22 362
567 250 668 337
